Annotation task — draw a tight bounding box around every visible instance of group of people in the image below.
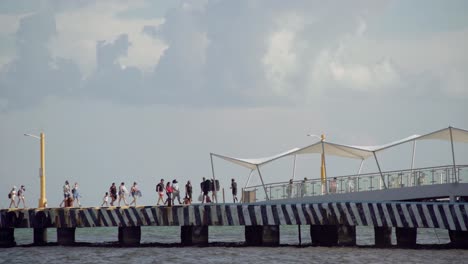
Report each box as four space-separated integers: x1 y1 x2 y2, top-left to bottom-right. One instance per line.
7 177 240 209
103 182 141 207
8 185 26 208
156 179 192 206
60 181 81 207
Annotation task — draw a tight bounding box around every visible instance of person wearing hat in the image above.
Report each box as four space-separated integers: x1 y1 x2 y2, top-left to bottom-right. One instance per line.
8 186 17 208
172 179 182 205
16 185 26 208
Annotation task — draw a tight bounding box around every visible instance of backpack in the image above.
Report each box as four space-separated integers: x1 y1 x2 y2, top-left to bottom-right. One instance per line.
156 183 163 192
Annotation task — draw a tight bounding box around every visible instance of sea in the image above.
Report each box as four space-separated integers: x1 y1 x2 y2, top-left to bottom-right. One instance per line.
1 226 467 263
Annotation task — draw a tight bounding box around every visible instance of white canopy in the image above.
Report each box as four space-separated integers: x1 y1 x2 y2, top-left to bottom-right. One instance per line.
210 126 468 200
210 148 300 171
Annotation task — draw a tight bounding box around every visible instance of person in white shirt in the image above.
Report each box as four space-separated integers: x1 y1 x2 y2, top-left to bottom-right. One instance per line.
101 192 109 207
8 186 17 208
59 181 71 207
118 182 129 206
172 179 182 204
16 185 26 208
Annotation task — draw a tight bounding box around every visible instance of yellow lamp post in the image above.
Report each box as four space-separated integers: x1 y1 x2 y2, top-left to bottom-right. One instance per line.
24 132 47 208
307 133 327 194
320 134 327 194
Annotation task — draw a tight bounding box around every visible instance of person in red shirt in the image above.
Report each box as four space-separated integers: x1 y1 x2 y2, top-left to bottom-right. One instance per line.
164 182 173 206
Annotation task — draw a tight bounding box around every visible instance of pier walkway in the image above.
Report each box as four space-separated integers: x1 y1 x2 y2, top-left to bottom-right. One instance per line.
1 201 467 248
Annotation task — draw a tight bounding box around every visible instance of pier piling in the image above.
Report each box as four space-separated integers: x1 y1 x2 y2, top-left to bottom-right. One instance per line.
118 226 141 246
57 227 76 246
396 227 417 248
33 228 47 245
0 228 16 247
181 226 209 246
245 225 280 246
374 227 392 247
310 225 338 246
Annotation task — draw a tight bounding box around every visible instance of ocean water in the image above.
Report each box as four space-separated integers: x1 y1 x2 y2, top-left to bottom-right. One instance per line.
1 226 467 263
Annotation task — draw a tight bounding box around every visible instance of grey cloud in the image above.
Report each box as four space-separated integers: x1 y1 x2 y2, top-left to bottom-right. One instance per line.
1 0 467 111
0 7 81 110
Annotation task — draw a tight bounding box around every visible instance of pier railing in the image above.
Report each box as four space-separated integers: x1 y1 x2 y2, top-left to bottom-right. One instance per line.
243 164 468 202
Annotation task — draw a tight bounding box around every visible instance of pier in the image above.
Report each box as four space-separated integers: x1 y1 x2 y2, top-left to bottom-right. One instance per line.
1 201 467 248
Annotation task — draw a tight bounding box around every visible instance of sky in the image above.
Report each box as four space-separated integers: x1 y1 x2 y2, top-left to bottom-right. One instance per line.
0 0 467 208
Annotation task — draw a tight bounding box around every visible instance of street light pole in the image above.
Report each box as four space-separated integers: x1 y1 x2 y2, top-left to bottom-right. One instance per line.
24 132 47 208
307 133 327 194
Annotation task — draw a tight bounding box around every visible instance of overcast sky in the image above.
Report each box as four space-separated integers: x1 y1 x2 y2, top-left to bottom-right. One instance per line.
1 0 467 208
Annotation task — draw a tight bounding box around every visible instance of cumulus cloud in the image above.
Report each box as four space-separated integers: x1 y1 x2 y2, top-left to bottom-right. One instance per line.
1 0 468 111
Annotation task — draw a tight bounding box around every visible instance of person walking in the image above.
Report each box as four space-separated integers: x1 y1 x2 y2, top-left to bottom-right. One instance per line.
201 177 211 204
129 182 140 206
172 179 182 205
60 181 71 207
8 186 17 208
301 177 308 197
101 192 109 207
211 178 218 203
185 180 192 203
72 182 81 207
109 182 117 206
230 178 238 203
118 182 129 206
286 179 293 198
156 179 165 205
164 181 173 206
16 185 26 208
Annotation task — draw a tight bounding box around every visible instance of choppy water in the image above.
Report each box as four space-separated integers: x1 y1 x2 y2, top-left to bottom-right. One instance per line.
1 226 467 263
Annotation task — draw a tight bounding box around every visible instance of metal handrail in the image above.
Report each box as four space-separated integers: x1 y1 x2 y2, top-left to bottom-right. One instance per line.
243 164 468 201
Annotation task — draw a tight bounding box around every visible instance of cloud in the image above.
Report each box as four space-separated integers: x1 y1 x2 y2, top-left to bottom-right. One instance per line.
1 0 468 111
0 6 81 110
49 1 166 76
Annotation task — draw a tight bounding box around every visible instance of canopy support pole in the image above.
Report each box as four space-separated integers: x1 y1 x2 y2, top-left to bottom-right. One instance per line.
210 154 218 202
292 155 297 181
244 169 254 188
411 140 416 171
256 165 270 201
449 126 458 182
373 152 387 189
410 140 417 186
321 136 328 194
357 159 364 175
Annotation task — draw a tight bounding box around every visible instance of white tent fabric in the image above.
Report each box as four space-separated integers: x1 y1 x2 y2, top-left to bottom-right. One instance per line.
211 147 300 171
293 141 374 159
210 126 468 199
211 127 468 171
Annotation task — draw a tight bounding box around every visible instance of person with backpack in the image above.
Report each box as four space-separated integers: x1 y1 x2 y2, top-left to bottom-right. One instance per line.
16 185 26 208
201 177 211 204
8 186 17 208
118 182 129 206
129 182 141 206
156 179 165 205
109 182 117 206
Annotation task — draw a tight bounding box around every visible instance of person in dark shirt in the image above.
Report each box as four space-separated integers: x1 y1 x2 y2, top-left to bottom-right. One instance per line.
201 177 210 203
109 182 117 206
230 178 238 203
185 180 192 203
